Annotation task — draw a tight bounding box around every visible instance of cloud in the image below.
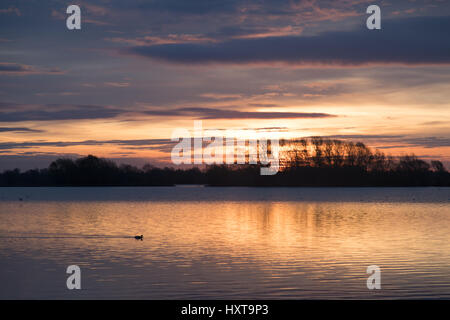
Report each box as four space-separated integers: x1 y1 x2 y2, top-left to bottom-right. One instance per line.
106 34 215 46
0 127 43 133
105 25 304 48
0 102 123 122
0 6 20 16
247 103 280 108
0 63 34 74
401 136 450 149
104 82 131 87
83 19 113 26
0 62 64 76
421 121 449 126
198 93 243 100
0 102 335 122
50 9 65 20
81 82 131 88
0 138 176 151
317 134 404 140
114 0 363 22
131 0 241 15
316 134 450 148
2 135 448 156
125 16 450 66
51 3 112 26
35 92 79 97
83 3 110 16
142 107 336 119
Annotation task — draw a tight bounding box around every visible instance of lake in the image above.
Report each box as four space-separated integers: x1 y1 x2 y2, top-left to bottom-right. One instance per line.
0 186 449 299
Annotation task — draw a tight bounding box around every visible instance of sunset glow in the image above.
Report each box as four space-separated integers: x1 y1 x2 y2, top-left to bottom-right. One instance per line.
0 0 449 169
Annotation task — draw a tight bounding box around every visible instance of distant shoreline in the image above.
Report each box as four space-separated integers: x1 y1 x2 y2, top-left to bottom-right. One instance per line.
1 152 449 187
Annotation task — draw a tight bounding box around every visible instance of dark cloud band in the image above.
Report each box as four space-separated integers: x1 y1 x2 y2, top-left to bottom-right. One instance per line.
126 16 450 66
0 103 335 122
143 107 335 119
0 127 43 133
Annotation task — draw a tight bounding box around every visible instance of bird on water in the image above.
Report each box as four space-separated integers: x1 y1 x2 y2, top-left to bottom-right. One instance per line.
135 235 143 240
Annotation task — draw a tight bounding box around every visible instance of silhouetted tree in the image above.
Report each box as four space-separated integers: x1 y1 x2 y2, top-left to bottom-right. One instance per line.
1 141 449 187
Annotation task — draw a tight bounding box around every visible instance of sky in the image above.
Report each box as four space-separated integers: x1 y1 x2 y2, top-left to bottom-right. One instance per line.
0 0 449 170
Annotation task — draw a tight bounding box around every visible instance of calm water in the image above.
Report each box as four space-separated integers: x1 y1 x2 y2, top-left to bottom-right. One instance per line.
0 187 449 299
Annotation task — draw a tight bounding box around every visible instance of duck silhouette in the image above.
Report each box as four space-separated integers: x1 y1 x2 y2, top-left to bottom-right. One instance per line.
134 235 143 240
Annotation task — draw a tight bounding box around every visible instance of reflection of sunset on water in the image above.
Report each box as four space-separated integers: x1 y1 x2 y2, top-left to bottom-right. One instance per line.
1 187 449 299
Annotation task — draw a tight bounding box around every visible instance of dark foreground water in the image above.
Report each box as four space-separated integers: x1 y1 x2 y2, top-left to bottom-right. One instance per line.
0 187 449 299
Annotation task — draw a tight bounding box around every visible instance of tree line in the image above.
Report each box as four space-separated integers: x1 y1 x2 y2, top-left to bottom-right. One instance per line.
0 138 448 187
208 138 449 186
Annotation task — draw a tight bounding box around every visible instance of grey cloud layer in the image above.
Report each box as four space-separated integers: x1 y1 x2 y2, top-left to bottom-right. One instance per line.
0 62 63 75
1 135 448 152
0 139 173 150
0 127 42 132
0 103 123 121
0 103 335 122
142 107 335 119
126 16 450 66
